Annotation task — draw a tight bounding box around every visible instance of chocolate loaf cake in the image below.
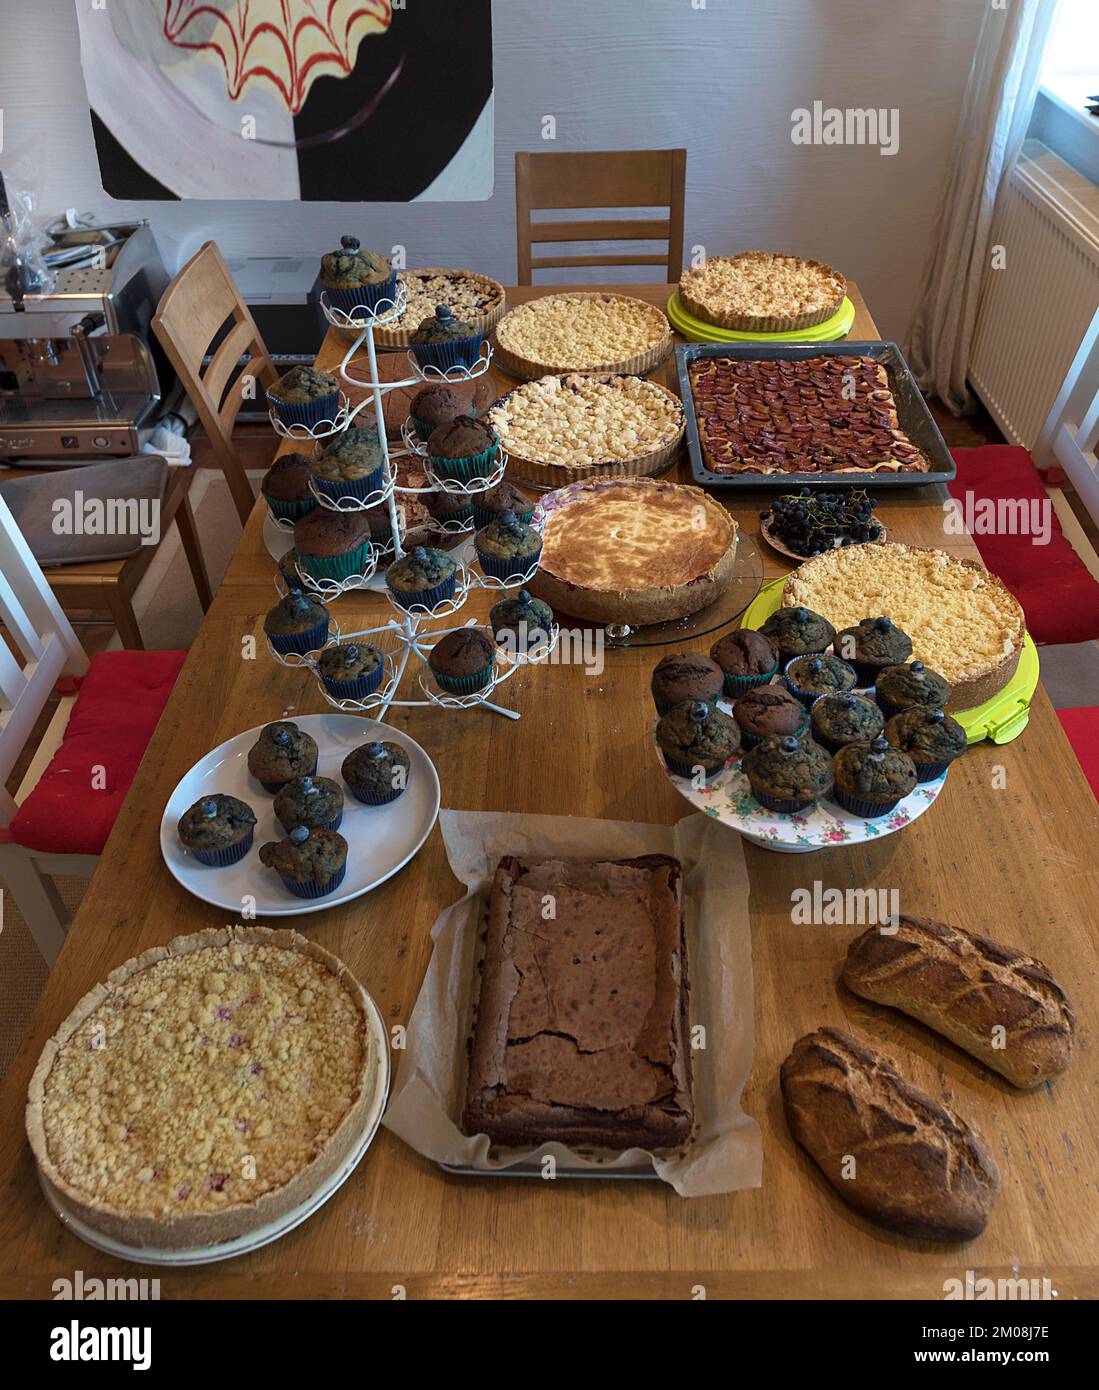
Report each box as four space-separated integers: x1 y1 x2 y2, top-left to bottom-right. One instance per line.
463 854 693 1150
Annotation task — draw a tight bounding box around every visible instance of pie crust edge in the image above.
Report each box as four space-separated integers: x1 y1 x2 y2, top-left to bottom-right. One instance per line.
680 253 847 332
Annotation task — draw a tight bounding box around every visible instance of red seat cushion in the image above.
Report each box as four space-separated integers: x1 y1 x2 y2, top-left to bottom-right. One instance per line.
5 650 186 856
1057 707 1099 805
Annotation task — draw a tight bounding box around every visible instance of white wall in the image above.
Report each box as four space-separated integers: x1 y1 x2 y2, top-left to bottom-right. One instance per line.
0 0 986 340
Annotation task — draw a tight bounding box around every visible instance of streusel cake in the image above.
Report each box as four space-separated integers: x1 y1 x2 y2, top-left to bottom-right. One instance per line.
680 252 847 332
27 926 380 1249
373 268 505 346
493 293 672 379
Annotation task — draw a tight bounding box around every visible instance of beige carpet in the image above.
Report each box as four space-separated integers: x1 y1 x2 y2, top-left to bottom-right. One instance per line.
0 470 256 1079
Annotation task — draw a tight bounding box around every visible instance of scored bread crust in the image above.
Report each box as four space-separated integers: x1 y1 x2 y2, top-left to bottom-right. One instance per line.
842 916 1074 1089
780 1026 1000 1242
26 926 380 1251
781 543 1025 711
530 476 739 625
679 252 847 332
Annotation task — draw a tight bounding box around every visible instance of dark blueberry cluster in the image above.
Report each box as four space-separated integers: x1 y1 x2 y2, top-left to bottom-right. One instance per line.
761 489 883 557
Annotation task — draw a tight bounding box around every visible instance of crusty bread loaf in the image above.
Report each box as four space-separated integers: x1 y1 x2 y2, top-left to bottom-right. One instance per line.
842 916 1074 1089
780 1027 1000 1241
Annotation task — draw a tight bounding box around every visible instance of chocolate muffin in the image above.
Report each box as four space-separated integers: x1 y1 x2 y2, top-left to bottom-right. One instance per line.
874 661 952 720
411 304 484 372
651 652 725 715
656 700 740 780
272 776 344 834
385 545 458 610
410 384 468 437
426 416 498 481
277 548 306 593
316 641 385 701
177 794 256 868
428 627 497 695
267 365 340 429
342 740 411 806
732 684 808 750
312 427 386 502
884 707 967 782
426 487 474 529
810 692 885 754
259 825 348 899
261 452 317 523
471 479 535 531
263 591 330 656
490 589 555 651
320 236 395 315
834 616 913 685
760 606 836 659
832 737 918 818
247 721 319 793
709 629 780 696
742 734 834 814
784 652 858 707
293 508 373 584
474 511 543 581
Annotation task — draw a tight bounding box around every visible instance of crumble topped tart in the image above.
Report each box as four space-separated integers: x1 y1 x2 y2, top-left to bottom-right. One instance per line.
782 543 1026 710
374 267 506 346
487 374 685 484
530 477 738 625
27 926 378 1250
689 354 929 476
679 252 847 332
494 293 673 379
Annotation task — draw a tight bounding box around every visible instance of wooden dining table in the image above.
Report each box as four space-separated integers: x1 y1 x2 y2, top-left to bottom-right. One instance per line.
2 283 1097 1301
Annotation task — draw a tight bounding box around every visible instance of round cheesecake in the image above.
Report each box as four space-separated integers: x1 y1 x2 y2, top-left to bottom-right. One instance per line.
530 477 738 626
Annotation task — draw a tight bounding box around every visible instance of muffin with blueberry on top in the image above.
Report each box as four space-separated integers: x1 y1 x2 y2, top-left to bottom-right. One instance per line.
474 510 543 581
760 606 836 660
884 706 967 782
263 591 330 657
247 721 319 794
273 776 344 834
784 652 857 708
834 616 913 686
177 794 256 867
809 692 884 754
386 545 458 611
316 642 385 701
742 734 834 815
874 660 951 721
259 825 349 899
832 736 918 818
656 700 740 781
342 740 411 806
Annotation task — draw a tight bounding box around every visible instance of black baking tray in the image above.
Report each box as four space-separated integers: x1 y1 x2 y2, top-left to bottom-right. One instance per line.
675 340 956 490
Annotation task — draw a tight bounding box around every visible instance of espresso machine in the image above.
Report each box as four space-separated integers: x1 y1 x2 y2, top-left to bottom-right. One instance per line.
0 216 171 462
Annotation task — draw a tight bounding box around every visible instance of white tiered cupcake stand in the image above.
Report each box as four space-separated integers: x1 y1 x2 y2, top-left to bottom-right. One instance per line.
267 288 558 721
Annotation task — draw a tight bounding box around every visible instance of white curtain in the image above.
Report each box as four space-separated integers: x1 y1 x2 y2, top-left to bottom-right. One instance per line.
907 0 1063 413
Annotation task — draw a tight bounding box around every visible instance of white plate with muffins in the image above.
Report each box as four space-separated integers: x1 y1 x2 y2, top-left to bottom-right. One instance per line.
161 714 441 915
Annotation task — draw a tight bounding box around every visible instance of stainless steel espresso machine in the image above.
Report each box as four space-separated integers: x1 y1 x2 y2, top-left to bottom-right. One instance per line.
0 219 171 462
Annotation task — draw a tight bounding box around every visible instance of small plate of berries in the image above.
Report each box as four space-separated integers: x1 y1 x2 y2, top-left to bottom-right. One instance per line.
759 489 886 561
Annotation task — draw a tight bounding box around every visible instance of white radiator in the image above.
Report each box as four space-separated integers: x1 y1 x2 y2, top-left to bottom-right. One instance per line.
970 141 1099 449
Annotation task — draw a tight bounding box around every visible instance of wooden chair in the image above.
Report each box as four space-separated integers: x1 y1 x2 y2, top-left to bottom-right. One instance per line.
515 149 686 284
1034 304 1099 529
153 240 279 525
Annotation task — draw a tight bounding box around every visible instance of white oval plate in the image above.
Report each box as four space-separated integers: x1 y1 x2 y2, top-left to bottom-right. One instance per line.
161 714 440 915
655 697 946 854
38 991 391 1266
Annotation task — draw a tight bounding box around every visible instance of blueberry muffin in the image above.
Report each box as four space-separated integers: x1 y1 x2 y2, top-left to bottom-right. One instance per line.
784 652 857 707
834 616 913 685
427 627 497 695
385 545 458 610
263 591 330 656
426 416 498 482
809 692 885 754
259 825 349 899
656 699 740 780
742 734 834 814
320 236 395 316
410 383 469 439
709 629 780 697
651 652 725 716
293 508 373 584
874 660 952 721
490 589 555 652
261 452 317 523
247 721 319 793
278 548 306 593
342 740 411 806
732 684 808 750
472 479 535 532
832 737 918 818
410 304 484 372
316 642 385 701
474 510 543 581
177 794 256 867
884 707 967 782
760 606 836 659
273 776 345 834
312 426 386 502
267 365 340 429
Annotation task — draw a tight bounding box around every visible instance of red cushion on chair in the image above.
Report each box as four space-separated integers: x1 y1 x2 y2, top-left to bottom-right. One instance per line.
1057 707 1099 804
6 650 186 856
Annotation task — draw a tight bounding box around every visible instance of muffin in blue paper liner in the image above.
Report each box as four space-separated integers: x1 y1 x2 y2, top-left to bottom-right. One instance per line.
247 722 319 795
874 660 952 722
655 699 740 781
428 628 496 696
263 591 330 656
177 795 256 868
386 546 458 611
278 549 306 593
321 236 396 319
312 463 386 504
742 734 834 815
475 511 543 582
834 616 914 688
267 365 341 430
809 692 884 755
410 304 485 372
832 737 918 818
783 652 858 709
342 741 411 806
316 642 386 703
883 707 967 784
273 776 345 836
259 825 348 899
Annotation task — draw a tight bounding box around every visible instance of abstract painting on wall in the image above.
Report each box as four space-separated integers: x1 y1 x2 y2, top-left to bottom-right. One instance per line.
74 1 494 201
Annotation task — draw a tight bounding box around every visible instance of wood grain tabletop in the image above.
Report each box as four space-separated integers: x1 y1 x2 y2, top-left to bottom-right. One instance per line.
1 285 1096 1301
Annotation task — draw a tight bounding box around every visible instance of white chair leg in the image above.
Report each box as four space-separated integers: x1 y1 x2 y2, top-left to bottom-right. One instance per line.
0 842 70 967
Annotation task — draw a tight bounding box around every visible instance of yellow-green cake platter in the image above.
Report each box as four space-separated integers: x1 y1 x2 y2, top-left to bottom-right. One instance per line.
666 293 856 344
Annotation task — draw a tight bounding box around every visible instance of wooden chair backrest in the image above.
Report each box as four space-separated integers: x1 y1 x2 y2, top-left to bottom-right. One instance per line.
515 149 687 284
1036 305 1099 528
152 241 278 524
0 495 88 821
